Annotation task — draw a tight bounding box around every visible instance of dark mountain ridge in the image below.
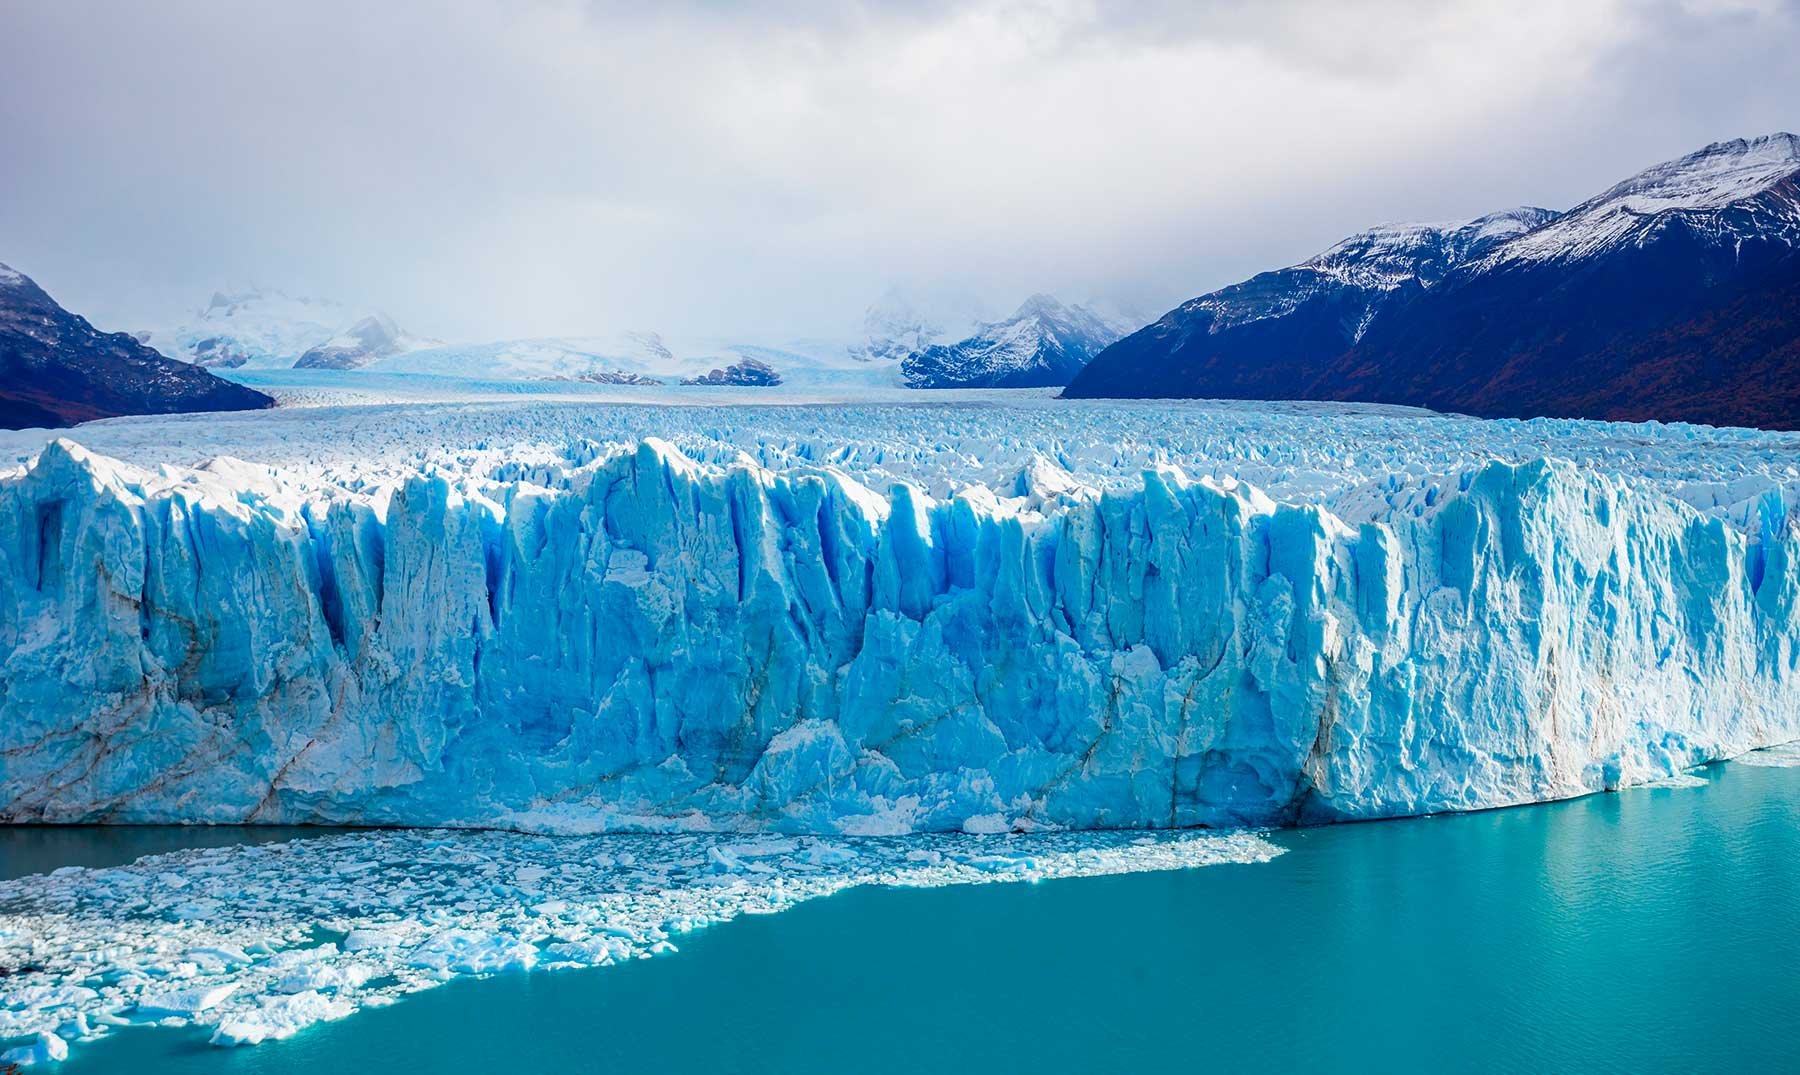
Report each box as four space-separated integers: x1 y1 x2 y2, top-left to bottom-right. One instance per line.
0 262 273 430
1065 134 1800 430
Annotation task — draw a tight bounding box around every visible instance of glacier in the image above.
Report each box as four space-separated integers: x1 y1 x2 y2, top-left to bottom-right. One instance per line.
3 394 1798 834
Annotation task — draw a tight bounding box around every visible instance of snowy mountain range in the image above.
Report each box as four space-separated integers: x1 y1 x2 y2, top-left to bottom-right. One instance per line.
901 294 1138 388
367 331 891 387
147 287 429 370
1068 134 1800 429
144 281 1120 390
0 263 272 429
848 286 992 365
146 289 896 386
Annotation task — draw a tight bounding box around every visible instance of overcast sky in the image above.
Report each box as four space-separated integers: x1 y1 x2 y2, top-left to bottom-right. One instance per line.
2 0 1796 342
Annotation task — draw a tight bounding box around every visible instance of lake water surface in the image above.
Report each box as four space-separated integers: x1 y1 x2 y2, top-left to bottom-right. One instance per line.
14 760 1800 1073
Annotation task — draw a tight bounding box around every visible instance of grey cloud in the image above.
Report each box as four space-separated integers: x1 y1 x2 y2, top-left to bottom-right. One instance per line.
0 0 1794 344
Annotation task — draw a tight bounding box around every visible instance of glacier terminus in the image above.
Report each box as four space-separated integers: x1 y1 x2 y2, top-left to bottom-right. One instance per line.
2 394 1795 835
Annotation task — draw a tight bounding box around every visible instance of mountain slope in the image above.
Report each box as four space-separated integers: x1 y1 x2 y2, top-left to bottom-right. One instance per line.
0 263 273 429
1062 209 1556 400
1066 134 1800 430
1329 135 1800 426
902 294 1135 388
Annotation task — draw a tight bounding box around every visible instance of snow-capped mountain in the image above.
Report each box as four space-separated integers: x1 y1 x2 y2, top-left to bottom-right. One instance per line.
848 285 992 364
148 287 355 368
1479 133 1800 268
901 294 1138 389
293 312 432 370
1063 209 1555 401
1068 133 1800 429
369 331 892 388
1334 133 1800 427
1299 209 1560 295
1160 207 1557 337
0 262 272 429
148 287 430 371
682 356 782 386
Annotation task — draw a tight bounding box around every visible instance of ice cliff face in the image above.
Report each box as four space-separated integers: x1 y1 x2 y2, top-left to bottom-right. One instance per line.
3 431 1795 834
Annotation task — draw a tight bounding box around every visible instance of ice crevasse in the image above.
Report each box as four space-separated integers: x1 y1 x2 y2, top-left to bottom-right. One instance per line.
1 436 1795 833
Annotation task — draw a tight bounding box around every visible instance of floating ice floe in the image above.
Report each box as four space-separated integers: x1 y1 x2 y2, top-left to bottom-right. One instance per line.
0 828 1280 1062
1631 772 1711 790
1732 741 1800 768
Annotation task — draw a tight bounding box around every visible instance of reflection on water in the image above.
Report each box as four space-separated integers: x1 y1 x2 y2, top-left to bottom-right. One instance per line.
0 825 363 881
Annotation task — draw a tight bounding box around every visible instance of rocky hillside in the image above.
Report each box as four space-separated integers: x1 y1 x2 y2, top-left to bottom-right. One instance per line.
0 263 273 429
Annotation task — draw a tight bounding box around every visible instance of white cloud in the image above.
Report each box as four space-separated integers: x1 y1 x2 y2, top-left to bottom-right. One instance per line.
0 0 1794 341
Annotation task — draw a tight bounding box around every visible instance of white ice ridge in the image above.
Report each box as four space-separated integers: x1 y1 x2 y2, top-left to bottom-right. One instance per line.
3 395 1798 532
1 406 1797 833
0 828 1281 1058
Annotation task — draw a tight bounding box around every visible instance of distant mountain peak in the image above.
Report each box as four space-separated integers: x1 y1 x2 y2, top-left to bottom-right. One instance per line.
1482 132 1800 269
343 313 401 345
150 287 357 369
1302 207 1560 290
1587 133 1800 219
850 285 992 364
901 292 1137 389
294 311 429 370
1012 292 1068 320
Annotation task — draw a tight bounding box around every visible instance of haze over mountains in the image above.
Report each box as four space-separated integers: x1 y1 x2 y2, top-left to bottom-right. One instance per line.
145 288 435 372
5 134 1800 429
136 281 1133 392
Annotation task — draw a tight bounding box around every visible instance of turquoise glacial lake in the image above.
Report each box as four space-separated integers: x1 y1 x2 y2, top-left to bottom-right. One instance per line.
11 759 1800 1073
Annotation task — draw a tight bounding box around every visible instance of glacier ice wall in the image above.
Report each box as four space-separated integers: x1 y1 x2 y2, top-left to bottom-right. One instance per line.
2 438 1796 833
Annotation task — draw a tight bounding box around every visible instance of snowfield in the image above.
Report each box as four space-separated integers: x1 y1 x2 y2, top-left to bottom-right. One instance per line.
3 380 1795 530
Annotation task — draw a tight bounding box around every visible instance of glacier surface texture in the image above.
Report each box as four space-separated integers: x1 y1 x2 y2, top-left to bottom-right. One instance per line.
2 396 1798 832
